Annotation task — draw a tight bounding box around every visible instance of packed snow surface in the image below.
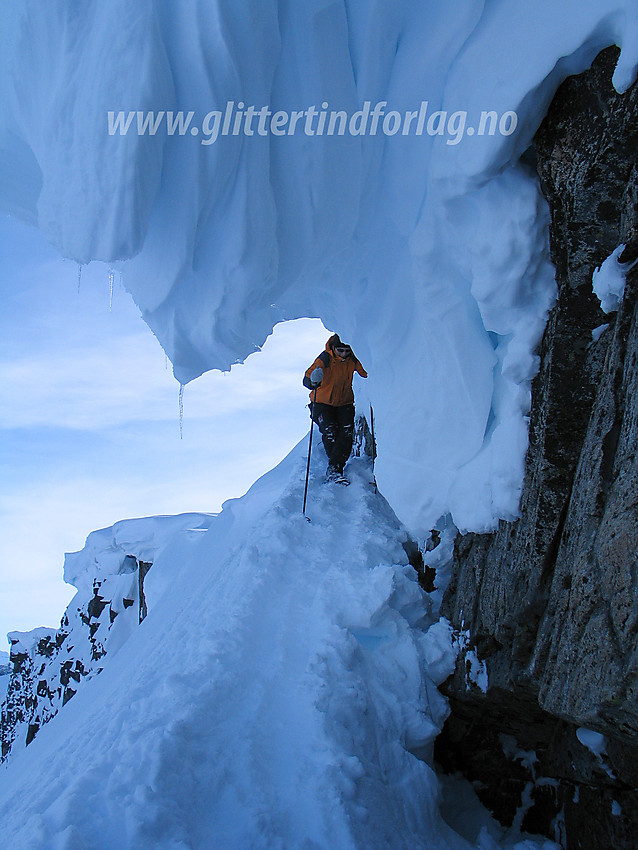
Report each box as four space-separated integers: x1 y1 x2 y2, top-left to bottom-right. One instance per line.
0 444 557 849
1 445 447 848
2 1 637 535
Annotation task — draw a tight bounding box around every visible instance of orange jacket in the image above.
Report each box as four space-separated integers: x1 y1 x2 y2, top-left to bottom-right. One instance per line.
304 335 367 406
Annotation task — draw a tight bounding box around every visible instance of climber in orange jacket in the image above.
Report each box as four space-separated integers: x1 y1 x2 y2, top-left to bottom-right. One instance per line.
303 334 367 482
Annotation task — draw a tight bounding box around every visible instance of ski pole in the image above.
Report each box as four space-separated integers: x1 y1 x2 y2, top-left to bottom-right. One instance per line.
302 388 317 519
370 403 377 493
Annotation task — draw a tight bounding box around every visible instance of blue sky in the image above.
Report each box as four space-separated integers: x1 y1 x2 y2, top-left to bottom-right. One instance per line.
0 214 328 644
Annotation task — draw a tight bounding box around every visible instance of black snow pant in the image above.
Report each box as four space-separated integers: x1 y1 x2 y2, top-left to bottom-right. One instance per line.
311 402 355 474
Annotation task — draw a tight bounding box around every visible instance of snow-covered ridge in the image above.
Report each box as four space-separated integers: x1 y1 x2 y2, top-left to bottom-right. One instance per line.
0 436 449 847
3 2 637 535
0 435 557 848
62 512 216 597
1 513 214 762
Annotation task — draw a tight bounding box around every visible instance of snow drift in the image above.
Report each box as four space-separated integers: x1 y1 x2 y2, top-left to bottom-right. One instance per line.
0 444 468 849
2 1 637 534
0 441 559 848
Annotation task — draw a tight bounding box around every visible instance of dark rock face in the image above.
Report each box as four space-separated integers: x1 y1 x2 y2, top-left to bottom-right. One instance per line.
437 48 638 848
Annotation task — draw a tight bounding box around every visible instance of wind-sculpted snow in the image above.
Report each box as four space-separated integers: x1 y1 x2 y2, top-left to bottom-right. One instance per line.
0 444 462 849
0 443 558 847
1 3 637 533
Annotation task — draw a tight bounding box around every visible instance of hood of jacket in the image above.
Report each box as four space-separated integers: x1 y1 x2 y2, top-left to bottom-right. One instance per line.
326 334 353 359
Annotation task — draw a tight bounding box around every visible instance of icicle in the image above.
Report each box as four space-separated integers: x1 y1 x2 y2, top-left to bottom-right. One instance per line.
178 383 185 439
165 354 169 370
77 264 83 293
108 269 115 310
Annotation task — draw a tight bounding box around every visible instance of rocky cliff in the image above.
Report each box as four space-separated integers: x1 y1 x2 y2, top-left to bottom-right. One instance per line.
437 47 638 849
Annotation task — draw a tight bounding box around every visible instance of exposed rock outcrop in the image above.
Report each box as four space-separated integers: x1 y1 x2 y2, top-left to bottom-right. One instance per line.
437 47 638 849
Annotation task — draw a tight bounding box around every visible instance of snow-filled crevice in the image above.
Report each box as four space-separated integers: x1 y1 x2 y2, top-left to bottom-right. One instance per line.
1 2 637 539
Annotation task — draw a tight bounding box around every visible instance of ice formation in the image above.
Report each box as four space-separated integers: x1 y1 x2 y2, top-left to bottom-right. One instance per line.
1 3 637 845
2 1 637 535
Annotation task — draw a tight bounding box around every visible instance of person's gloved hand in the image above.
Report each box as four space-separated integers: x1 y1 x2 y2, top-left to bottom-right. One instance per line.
310 367 323 387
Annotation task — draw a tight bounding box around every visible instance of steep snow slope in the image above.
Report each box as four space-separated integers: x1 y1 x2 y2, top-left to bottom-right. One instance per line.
2 1 637 534
0 442 556 848
0 444 450 848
